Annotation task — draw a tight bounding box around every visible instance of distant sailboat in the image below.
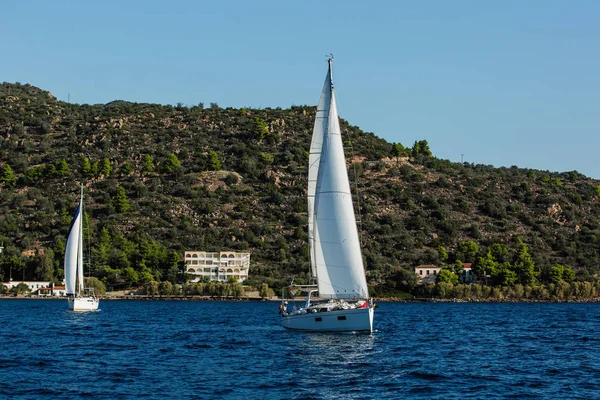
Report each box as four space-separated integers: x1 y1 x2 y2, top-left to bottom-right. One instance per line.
65 185 99 311
280 57 375 332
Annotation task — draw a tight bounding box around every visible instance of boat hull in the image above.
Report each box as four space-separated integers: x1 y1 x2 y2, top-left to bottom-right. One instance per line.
68 296 99 311
281 306 374 332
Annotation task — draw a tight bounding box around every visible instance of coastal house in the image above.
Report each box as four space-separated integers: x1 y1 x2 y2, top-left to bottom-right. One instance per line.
2 281 52 292
34 284 66 297
184 251 250 283
415 263 475 283
415 265 441 283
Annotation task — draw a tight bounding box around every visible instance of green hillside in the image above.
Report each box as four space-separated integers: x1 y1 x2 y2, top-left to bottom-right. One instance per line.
1 82 599 295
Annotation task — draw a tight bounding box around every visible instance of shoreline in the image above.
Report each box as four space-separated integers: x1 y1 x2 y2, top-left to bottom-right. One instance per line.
2 295 600 303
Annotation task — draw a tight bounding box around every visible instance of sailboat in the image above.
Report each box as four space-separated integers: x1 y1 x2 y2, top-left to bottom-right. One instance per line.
280 57 375 332
65 185 99 311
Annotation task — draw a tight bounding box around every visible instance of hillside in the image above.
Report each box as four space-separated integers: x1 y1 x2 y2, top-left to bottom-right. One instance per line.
1 82 599 292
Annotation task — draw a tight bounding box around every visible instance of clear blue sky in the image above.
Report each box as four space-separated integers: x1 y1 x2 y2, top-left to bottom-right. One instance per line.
3 0 600 178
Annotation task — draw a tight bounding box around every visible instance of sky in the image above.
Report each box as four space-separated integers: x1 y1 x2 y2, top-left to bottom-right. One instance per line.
3 0 600 178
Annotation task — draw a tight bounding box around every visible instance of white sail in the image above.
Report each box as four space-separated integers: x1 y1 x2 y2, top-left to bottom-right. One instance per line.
76 197 84 294
313 62 369 300
64 201 82 296
307 65 332 278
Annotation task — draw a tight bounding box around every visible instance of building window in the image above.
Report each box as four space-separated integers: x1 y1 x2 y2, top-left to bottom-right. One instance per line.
419 270 423 275
426 270 430 275
433 270 437 275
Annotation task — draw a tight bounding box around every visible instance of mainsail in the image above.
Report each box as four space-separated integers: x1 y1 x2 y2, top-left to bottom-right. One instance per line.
64 199 82 296
312 60 369 299
307 65 332 278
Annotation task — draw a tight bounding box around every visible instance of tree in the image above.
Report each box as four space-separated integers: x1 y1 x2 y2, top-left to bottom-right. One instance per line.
490 243 509 263
141 154 154 176
259 283 274 298
496 263 517 286
81 158 92 177
158 281 173 296
120 162 133 176
36 248 54 281
438 246 449 263
513 238 537 285
113 185 131 213
563 267 575 283
208 151 221 171
411 140 432 158
55 160 70 177
391 143 406 165
86 277 106 295
160 153 181 174
92 227 111 268
456 240 479 263
549 264 564 283
122 267 139 286
24 166 45 185
473 249 497 284
252 117 270 141
145 281 159 297
259 152 274 166
91 160 99 177
437 269 458 284
1 164 16 186
10 282 30 296
100 158 112 177
450 259 465 276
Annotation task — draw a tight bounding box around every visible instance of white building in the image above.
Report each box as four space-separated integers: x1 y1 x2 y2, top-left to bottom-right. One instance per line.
415 265 441 283
184 251 250 283
415 263 474 283
2 281 52 291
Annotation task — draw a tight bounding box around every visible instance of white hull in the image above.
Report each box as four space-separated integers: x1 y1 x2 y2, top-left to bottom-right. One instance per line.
282 306 374 332
68 296 99 311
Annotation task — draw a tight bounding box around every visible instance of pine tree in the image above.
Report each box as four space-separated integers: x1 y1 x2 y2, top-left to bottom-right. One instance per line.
100 158 112 177
513 238 537 285
1 164 16 186
81 158 92 177
113 185 131 213
208 151 221 170
141 154 154 176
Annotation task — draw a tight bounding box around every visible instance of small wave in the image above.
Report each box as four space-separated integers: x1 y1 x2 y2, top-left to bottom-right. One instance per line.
409 371 448 381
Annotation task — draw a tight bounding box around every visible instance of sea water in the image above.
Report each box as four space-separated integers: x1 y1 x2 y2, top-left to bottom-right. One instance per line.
0 300 598 399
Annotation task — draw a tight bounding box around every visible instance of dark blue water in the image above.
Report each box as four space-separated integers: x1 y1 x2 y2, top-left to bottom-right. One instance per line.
0 300 599 399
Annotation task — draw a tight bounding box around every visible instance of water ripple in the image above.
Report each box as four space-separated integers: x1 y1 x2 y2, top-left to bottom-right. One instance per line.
0 300 599 398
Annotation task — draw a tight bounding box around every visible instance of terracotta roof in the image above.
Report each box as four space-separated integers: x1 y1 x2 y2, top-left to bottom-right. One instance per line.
463 263 473 269
415 264 439 269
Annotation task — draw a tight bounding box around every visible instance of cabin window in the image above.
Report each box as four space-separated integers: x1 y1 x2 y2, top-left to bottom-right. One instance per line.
315 317 322 322
337 316 347 321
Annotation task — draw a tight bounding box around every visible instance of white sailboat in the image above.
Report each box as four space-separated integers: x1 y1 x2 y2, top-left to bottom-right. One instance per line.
281 57 375 332
65 185 99 311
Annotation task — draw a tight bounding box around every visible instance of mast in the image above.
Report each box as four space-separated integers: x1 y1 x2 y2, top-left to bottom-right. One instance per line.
308 54 334 281
76 184 84 295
